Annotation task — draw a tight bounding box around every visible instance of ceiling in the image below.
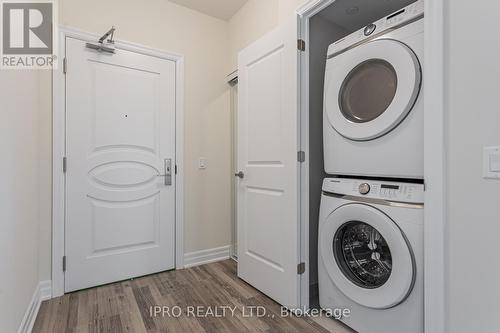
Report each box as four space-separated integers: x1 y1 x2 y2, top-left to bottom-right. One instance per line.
169 0 248 20
318 0 417 32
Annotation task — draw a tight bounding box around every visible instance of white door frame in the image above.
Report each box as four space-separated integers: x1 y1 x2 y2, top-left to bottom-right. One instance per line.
227 71 238 260
296 1 446 332
52 26 185 297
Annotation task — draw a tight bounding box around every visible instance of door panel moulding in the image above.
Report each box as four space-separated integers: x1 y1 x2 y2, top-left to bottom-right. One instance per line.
52 26 185 297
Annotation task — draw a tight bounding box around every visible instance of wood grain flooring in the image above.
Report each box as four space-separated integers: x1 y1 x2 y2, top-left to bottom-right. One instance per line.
33 260 347 333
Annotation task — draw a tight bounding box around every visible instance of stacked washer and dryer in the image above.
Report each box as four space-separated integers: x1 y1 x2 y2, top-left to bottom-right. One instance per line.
318 1 425 333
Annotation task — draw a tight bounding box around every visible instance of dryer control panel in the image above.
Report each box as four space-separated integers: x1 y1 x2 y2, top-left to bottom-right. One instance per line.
327 0 424 57
322 178 424 204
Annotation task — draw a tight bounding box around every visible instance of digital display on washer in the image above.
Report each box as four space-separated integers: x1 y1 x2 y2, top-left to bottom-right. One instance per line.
381 184 399 190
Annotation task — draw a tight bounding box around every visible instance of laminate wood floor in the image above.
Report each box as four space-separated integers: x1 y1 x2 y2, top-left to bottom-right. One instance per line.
33 260 348 333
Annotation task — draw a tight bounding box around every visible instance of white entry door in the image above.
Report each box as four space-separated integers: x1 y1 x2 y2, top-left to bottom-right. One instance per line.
237 17 301 308
65 37 176 292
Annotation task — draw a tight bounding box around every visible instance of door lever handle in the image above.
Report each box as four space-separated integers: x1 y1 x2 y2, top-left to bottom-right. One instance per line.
157 158 172 186
235 171 244 179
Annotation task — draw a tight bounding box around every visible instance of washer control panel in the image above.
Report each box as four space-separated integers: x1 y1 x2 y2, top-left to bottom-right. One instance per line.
327 0 424 57
323 178 424 204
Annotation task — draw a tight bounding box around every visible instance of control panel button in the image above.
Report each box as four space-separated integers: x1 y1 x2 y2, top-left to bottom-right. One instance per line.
359 183 371 195
364 24 376 36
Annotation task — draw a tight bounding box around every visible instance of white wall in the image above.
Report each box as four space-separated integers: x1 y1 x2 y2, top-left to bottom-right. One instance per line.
445 1 500 332
0 71 42 333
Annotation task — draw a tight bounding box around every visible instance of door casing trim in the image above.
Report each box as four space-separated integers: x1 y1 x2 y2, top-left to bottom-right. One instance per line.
52 26 185 297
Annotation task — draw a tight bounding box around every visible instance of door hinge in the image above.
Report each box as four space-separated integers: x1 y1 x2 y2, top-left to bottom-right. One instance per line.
297 39 306 51
298 151 305 163
63 57 67 74
62 256 66 272
62 156 67 173
297 262 305 275
175 165 178 175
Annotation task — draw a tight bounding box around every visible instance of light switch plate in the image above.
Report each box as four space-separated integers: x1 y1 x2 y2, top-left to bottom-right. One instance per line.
198 157 207 169
483 146 500 179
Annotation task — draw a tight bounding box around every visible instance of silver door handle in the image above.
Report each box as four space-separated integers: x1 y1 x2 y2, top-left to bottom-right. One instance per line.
235 171 244 179
157 158 172 186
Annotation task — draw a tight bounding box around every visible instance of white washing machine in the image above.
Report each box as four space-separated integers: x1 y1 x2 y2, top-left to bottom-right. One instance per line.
323 1 424 179
318 177 423 333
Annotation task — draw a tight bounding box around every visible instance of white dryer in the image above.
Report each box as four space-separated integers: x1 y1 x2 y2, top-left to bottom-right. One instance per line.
318 177 424 333
323 1 424 179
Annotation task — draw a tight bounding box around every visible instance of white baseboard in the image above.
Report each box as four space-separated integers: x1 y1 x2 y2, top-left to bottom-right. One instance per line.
18 280 52 333
183 245 231 268
39 280 52 302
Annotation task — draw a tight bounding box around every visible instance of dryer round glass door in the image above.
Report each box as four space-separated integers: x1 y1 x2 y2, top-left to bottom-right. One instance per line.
324 39 421 141
319 203 415 309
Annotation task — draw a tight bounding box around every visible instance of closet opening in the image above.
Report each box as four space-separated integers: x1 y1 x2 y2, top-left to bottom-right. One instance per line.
303 0 419 309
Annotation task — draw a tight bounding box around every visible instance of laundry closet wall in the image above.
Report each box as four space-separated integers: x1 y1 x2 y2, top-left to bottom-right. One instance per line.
38 0 234 281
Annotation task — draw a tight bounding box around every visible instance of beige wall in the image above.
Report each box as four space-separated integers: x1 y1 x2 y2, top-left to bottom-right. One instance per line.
38 71 52 282
0 71 42 333
445 1 500 332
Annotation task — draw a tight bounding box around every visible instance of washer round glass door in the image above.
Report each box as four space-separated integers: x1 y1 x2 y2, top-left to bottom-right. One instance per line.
319 203 415 309
334 221 393 289
324 39 421 141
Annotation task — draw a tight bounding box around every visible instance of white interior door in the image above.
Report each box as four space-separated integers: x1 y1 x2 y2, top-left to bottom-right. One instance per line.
237 17 301 308
65 37 176 292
